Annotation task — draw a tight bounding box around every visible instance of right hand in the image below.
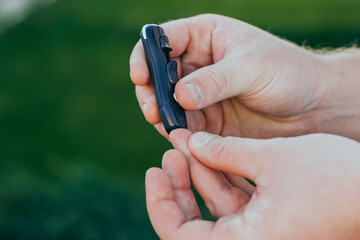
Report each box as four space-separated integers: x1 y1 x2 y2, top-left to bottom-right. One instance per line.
130 14 360 140
146 130 360 239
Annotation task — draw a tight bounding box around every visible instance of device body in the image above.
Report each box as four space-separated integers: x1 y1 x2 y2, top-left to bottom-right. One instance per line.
140 24 187 133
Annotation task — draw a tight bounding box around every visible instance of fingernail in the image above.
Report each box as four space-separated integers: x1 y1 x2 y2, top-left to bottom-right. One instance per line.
185 83 202 103
142 104 147 114
190 132 214 148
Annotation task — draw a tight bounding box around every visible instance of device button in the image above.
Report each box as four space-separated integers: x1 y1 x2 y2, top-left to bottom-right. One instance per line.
160 35 173 52
166 60 178 85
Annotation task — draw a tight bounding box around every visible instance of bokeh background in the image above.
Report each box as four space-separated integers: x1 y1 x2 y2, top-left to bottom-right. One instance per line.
0 0 359 239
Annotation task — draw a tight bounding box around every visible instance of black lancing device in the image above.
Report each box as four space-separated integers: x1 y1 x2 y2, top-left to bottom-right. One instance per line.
140 24 187 133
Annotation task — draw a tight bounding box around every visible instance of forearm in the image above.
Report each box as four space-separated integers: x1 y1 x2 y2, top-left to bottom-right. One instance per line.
313 48 360 141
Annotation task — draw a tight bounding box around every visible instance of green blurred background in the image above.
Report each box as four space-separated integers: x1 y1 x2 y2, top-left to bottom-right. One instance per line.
0 0 359 239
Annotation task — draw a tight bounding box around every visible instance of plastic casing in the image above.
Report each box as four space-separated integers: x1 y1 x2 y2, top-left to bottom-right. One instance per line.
140 24 187 133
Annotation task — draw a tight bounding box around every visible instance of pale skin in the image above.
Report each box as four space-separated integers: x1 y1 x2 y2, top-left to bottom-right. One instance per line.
130 14 360 239
130 14 360 141
146 129 360 239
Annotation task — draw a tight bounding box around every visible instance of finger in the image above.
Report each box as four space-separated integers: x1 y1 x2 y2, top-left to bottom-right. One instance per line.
186 104 223 135
145 167 187 238
130 40 150 86
129 18 192 86
170 129 250 218
224 174 256 196
160 20 191 59
154 122 170 140
153 110 203 140
175 55 245 110
146 167 260 240
130 15 219 87
185 110 206 133
146 168 215 240
151 109 207 138
188 132 288 181
134 56 184 126
174 56 183 79
135 84 161 125
162 149 201 221
212 211 261 239
202 103 223 135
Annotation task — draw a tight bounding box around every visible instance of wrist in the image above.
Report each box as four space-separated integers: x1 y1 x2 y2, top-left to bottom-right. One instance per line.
312 48 360 140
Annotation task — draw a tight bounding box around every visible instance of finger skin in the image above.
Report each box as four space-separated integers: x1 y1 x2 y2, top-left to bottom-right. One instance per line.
130 40 150 86
162 149 201 221
186 110 206 133
146 167 215 240
135 84 161 125
170 129 250 218
154 122 170 140
224 174 256 196
130 18 192 86
131 14 322 143
146 167 257 240
130 14 218 92
201 103 223 135
188 132 287 181
175 59 233 110
145 168 186 239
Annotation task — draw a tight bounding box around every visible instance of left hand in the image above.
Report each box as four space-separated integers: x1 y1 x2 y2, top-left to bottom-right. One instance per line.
130 14 326 140
146 130 360 239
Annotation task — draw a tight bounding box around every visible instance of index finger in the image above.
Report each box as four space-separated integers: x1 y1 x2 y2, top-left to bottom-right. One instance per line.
129 18 192 86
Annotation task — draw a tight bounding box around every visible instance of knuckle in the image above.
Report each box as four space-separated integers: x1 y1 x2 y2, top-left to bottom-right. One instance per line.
205 66 228 95
213 137 236 160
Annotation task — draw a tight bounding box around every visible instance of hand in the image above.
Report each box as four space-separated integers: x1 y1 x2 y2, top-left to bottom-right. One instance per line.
131 14 360 140
146 130 360 239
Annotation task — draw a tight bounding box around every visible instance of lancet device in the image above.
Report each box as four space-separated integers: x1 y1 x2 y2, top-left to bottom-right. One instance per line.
140 24 187 133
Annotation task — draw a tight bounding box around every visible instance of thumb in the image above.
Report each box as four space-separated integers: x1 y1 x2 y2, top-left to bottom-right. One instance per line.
188 132 288 181
175 54 248 110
